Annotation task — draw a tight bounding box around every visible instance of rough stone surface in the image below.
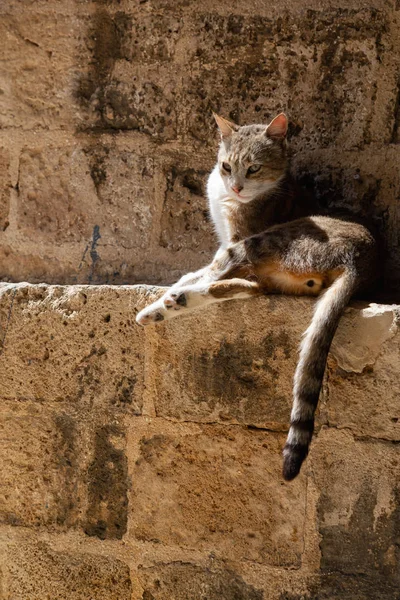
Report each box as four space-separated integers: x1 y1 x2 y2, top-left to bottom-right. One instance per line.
150 296 311 427
0 283 144 410
1 0 400 595
0 402 82 529
327 303 400 440
0 11 83 130
129 421 306 566
17 145 99 244
310 428 400 599
1 284 399 598
0 0 399 292
159 161 214 254
0 284 146 538
0 535 132 600
138 562 265 600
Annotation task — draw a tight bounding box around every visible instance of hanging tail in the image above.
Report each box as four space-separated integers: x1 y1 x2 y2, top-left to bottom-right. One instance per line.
282 269 358 481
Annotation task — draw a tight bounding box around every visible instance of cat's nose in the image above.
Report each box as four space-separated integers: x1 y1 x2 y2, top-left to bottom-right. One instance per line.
232 184 243 194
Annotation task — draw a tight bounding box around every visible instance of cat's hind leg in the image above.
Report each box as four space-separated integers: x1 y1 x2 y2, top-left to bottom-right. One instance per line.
136 279 262 325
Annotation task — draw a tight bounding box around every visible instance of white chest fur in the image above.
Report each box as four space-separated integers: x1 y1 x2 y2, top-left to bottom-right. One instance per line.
206 165 239 248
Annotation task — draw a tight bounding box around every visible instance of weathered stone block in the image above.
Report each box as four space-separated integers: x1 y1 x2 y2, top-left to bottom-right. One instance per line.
0 537 132 600
17 145 98 243
293 162 383 220
17 142 157 248
327 303 400 440
310 428 400 598
159 161 215 254
119 12 184 65
0 243 85 285
0 13 84 130
139 562 264 600
149 296 311 427
0 396 130 538
0 402 82 528
76 8 182 137
129 420 306 566
183 9 391 150
83 144 156 250
0 284 144 413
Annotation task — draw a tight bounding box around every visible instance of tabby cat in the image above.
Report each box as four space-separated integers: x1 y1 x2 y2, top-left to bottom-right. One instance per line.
136 113 379 481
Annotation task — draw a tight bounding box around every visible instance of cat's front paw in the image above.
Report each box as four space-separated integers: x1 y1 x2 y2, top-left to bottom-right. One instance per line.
136 284 207 326
163 290 188 309
136 300 167 326
164 284 208 311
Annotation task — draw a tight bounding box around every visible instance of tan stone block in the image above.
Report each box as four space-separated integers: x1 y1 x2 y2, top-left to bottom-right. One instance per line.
0 537 132 600
327 303 400 440
139 559 319 600
79 57 180 138
138 562 264 600
0 13 85 130
309 428 400 596
0 244 85 285
118 11 184 65
0 284 145 413
82 144 156 250
0 235 178 287
159 161 215 255
129 420 306 566
0 400 130 538
149 296 311 428
17 144 98 243
15 140 159 282
0 402 82 528
75 8 181 137
182 9 390 150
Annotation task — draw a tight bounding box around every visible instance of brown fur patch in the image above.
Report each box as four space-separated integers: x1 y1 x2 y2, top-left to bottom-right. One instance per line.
208 279 261 299
254 261 344 296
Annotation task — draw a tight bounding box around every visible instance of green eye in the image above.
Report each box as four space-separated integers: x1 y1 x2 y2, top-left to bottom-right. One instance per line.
247 165 261 175
247 164 261 175
222 162 231 172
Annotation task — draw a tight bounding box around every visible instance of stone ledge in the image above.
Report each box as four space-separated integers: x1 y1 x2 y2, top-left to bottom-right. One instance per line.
0 283 399 599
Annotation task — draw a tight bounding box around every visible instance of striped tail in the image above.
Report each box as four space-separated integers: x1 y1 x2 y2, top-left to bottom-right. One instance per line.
282 270 358 481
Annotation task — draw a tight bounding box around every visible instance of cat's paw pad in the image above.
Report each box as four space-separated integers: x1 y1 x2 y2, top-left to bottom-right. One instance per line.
136 305 165 326
163 291 187 309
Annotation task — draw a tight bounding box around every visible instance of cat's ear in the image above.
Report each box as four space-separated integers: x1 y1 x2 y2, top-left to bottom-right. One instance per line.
213 113 238 139
265 113 288 140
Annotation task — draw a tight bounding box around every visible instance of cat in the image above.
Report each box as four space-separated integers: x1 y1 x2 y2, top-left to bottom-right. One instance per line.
136 113 379 481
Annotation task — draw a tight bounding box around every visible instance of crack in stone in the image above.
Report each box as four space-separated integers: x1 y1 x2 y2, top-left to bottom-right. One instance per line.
0 287 17 355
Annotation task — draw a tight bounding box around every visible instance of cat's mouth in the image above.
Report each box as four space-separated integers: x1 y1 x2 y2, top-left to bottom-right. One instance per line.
232 191 253 202
223 183 253 202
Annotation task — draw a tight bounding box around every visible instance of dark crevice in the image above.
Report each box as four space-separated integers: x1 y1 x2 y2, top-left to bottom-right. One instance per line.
390 78 400 143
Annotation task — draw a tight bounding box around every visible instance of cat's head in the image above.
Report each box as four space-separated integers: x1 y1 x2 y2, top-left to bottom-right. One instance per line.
214 113 289 203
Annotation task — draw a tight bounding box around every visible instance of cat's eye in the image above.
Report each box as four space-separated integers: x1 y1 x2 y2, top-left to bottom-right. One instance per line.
247 164 261 175
222 162 231 172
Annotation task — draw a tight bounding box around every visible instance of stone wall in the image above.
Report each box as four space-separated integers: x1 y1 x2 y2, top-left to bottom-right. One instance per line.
1 1 400 598
0 0 400 293
0 284 399 598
